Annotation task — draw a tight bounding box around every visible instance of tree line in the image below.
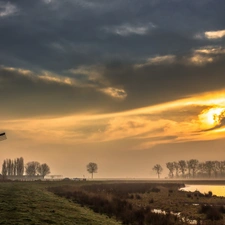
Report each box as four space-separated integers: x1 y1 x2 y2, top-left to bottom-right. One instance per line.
1 157 50 178
153 159 225 179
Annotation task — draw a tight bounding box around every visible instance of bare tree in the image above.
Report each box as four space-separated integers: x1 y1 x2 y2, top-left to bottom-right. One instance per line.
38 163 50 178
17 157 24 176
152 164 163 178
174 162 179 177
178 160 186 177
212 161 220 178
13 159 17 176
204 161 213 178
186 160 192 178
166 162 175 178
198 162 205 177
87 162 98 179
25 161 40 176
188 159 199 178
218 161 225 177
2 157 24 177
6 159 13 176
2 160 7 177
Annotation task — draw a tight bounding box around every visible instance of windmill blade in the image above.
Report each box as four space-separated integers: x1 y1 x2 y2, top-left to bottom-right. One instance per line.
0 132 7 141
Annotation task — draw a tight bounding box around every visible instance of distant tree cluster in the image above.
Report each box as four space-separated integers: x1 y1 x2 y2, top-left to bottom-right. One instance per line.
165 159 225 179
2 157 24 176
1 157 50 178
25 161 50 177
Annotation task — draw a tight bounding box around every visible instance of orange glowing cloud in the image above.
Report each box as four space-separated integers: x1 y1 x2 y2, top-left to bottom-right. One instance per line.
3 89 225 149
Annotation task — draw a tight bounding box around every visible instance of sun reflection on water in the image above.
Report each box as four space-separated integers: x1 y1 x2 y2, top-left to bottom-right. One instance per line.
180 185 225 197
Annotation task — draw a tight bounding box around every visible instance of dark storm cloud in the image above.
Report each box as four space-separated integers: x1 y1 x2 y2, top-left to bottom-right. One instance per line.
101 54 225 111
0 66 114 118
0 0 225 71
1 51 225 118
1 0 225 118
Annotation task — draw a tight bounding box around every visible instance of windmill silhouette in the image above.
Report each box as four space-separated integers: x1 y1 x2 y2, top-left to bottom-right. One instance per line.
0 132 6 141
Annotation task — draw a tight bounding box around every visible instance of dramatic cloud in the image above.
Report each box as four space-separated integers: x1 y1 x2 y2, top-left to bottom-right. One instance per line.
134 55 176 68
0 2 18 17
194 46 225 55
3 89 225 152
99 87 127 100
0 66 117 119
205 30 225 39
103 22 156 36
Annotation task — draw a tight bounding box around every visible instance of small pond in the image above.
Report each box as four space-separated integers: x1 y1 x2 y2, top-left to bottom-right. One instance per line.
152 209 198 224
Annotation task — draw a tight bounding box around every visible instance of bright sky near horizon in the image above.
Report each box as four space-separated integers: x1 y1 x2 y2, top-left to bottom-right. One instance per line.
1 0 225 178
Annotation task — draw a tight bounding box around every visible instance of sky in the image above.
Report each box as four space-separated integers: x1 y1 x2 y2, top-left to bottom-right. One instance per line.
1 0 225 178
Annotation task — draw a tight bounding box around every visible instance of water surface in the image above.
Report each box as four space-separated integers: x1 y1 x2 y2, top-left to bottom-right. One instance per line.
180 185 225 197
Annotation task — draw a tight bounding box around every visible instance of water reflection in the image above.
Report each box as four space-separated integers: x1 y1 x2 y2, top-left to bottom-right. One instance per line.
180 185 225 197
152 209 197 224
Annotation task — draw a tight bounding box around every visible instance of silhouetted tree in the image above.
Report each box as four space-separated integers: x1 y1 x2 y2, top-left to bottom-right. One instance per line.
178 160 186 177
2 160 7 177
17 157 24 176
212 161 220 178
186 160 192 178
152 164 163 178
174 162 179 177
13 159 17 175
166 162 175 178
38 163 50 178
189 159 199 177
6 159 14 176
218 161 225 177
198 162 205 177
25 161 40 176
87 162 98 179
204 161 213 178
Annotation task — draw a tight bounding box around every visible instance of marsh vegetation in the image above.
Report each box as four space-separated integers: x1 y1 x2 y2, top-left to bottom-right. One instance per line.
48 181 225 224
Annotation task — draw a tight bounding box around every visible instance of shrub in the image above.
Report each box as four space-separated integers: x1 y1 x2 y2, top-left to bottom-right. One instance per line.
129 194 134 199
135 194 142 199
206 207 222 220
151 187 160 193
187 193 192 198
199 205 223 221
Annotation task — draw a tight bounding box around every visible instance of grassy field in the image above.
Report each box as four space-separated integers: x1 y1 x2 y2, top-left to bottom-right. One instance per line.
1 180 225 224
0 181 121 225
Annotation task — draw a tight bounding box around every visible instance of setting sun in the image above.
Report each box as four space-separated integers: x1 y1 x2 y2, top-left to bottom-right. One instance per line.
199 107 225 129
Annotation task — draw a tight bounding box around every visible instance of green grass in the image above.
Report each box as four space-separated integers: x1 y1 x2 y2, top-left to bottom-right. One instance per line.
0 182 121 225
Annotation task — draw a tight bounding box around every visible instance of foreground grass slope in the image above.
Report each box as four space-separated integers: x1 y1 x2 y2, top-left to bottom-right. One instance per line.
0 182 121 225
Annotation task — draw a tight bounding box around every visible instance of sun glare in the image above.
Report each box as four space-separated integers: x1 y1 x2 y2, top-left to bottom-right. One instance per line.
199 107 225 129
